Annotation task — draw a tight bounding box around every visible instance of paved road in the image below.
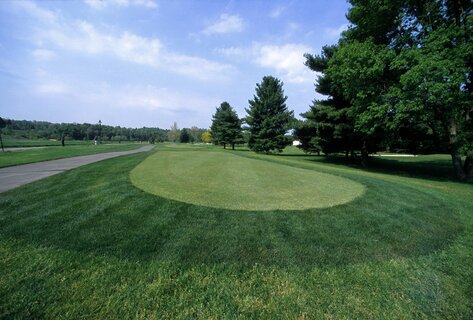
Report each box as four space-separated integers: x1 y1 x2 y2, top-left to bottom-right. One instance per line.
0 145 154 193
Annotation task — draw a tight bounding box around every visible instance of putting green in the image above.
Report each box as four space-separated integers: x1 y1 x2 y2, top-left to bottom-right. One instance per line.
130 151 365 211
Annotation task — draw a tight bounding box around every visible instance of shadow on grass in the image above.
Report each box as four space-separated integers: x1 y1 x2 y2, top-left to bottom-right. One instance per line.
0 152 464 270
300 154 460 182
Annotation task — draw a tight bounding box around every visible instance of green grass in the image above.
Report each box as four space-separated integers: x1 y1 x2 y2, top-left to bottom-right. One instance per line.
0 143 146 168
369 154 455 180
0 144 472 318
131 149 364 210
1 137 91 148
280 148 457 180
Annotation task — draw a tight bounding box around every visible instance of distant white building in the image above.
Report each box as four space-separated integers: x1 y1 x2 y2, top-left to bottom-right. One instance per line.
292 140 301 146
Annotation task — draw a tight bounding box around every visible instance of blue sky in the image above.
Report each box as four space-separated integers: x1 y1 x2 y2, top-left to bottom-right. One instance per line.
0 0 349 129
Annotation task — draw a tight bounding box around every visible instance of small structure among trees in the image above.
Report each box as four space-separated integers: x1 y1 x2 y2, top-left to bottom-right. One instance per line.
210 101 242 150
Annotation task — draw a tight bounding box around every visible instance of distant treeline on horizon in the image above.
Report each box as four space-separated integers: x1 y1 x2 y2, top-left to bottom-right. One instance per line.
1 118 207 143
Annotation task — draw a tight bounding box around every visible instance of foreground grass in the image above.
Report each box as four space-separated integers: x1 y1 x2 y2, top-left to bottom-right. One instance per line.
0 145 472 318
0 143 145 168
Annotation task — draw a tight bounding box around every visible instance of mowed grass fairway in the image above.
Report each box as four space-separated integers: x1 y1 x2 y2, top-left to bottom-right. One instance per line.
130 150 364 210
1 144 472 318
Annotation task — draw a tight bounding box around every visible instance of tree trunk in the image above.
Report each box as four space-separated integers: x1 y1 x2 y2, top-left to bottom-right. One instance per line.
451 153 467 180
464 156 472 180
223 143 226 149
345 150 349 159
0 132 4 152
361 139 369 167
449 118 467 180
61 134 65 147
232 143 235 150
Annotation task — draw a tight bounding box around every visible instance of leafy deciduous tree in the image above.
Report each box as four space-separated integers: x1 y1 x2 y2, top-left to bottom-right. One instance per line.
302 0 472 178
168 122 180 143
201 131 212 143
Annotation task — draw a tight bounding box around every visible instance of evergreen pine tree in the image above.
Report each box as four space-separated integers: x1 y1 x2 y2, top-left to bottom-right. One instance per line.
210 102 242 150
245 76 294 153
180 128 190 143
300 46 361 159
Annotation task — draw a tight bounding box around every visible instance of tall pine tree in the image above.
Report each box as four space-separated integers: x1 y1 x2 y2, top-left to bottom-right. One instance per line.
298 45 361 159
245 76 294 153
210 102 242 150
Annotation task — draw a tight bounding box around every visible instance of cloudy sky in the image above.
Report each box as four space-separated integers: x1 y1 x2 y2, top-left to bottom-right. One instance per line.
0 0 349 129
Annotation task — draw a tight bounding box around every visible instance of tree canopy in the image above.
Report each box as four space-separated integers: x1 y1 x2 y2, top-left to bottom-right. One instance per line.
300 0 472 179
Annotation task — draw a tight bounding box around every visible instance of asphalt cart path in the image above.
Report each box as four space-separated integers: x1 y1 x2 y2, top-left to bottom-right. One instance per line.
0 145 154 193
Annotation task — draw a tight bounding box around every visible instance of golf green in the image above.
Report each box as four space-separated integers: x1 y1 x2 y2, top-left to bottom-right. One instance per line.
130 150 365 210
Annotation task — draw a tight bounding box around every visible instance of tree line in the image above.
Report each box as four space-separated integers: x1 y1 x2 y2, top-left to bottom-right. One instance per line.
0 118 209 145
210 0 472 180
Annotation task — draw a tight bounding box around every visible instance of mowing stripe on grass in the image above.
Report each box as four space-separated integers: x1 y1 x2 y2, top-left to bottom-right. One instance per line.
130 150 365 211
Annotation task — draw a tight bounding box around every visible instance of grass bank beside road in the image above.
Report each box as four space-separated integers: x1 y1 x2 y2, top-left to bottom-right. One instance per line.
1 137 91 148
0 143 147 168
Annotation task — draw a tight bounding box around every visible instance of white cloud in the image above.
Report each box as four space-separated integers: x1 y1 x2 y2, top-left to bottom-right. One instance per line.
35 83 68 94
38 21 162 67
31 68 69 95
269 5 286 19
215 46 245 56
14 1 57 23
31 80 219 127
203 14 244 35
121 87 217 112
217 43 316 84
85 0 158 10
84 0 106 10
324 23 348 39
80 84 219 114
166 54 234 81
287 22 300 33
255 44 314 83
19 3 233 81
31 49 55 61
